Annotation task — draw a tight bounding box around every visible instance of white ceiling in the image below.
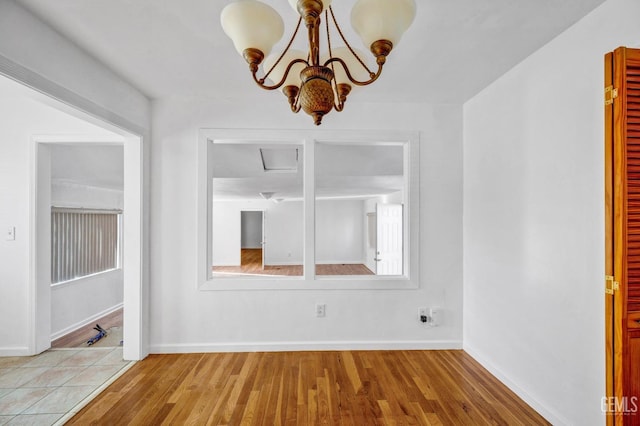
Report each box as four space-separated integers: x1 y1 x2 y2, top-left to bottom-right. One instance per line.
6 0 608 198
17 0 607 103
0 75 125 190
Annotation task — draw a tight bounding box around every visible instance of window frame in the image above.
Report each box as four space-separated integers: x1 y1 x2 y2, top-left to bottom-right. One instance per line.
198 129 420 291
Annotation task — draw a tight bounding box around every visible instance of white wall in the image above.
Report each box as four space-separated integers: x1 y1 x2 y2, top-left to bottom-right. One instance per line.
50 182 124 339
0 94 121 355
316 199 365 264
151 97 463 351
211 201 242 266
212 200 304 266
213 198 390 268
463 0 640 423
51 270 123 340
264 201 303 265
0 1 151 359
52 182 124 211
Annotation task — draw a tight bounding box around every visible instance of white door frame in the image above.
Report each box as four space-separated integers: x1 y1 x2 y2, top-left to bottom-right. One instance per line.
31 134 143 360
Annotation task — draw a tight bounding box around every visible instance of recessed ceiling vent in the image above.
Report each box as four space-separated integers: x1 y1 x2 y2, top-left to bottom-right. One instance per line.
259 148 298 172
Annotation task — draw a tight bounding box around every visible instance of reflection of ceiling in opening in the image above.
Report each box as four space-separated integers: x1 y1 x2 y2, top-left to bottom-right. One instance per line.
211 142 403 201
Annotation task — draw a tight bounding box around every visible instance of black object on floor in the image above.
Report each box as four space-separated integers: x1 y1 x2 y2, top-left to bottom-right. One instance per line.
87 324 107 346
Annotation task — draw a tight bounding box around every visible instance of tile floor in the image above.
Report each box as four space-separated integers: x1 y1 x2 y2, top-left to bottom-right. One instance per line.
0 347 133 425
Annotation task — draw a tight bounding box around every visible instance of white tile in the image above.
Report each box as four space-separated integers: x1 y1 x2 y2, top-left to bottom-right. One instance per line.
21 386 94 415
62 364 124 387
22 352 78 368
5 413 63 425
94 348 126 366
22 368 85 388
57 349 111 367
0 374 14 391
0 369 49 389
0 416 14 425
0 391 12 400
0 388 52 416
0 358 30 369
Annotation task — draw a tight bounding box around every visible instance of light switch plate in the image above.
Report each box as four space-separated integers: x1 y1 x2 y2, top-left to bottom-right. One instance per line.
6 226 15 241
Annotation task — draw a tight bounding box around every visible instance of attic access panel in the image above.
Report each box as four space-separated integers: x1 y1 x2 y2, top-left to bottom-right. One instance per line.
259 147 299 173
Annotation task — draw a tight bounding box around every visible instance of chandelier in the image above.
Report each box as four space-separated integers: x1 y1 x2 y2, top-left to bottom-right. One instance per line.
221 0 416 125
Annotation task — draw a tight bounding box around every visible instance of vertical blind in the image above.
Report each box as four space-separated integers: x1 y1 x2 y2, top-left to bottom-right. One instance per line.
51 208 121 284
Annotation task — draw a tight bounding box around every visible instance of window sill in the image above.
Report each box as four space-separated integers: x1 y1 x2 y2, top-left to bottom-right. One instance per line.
199 276 418 291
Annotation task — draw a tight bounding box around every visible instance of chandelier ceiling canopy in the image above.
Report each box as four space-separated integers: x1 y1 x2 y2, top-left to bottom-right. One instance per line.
221 0 416 125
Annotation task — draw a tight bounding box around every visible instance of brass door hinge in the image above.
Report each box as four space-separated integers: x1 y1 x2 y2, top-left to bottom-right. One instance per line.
605 275 619 295
605 86 618 106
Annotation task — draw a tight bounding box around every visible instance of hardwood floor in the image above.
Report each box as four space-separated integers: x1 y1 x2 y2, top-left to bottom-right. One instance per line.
212 249 302 276
51 308 123 348
316 264 374 276
67 350 549 425
212 249 374 277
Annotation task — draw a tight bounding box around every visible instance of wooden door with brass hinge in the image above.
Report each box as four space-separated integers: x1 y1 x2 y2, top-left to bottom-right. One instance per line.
606 46 640 425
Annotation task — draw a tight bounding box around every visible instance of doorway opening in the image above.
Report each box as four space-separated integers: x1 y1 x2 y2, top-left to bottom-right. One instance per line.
241 210 265 272
46 144 125 349
0 71 147 361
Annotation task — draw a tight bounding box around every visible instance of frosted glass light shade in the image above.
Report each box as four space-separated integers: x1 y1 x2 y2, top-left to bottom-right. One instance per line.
221 0 284 56
264 49 308 87
351 0 416 49
322 47 370 87
287 0 332 14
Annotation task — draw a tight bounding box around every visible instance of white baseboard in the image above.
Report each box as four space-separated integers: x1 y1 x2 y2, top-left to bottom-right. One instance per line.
150 340 463 354
51 303 123 341
213 261 367 267
463 343 568 426
0 346 30 357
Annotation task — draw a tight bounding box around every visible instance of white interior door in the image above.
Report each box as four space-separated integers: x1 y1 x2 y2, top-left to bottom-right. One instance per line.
376 203 403 276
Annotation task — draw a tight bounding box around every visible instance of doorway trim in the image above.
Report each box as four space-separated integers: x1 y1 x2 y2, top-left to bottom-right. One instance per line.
31 134 143 360
1 52 148 361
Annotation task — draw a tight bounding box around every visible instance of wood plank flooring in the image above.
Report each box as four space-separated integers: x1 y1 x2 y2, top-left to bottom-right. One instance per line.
316 264 374 276
51 307 123 348
67 350 549 425
212 249 374 277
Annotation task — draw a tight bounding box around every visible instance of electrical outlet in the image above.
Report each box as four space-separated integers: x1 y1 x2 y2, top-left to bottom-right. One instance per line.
315 303 326 318
429 307 441 327
418 307 428 323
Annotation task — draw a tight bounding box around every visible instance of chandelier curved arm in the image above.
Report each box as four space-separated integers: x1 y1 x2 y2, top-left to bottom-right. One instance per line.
252 58 310 90
333 82 352 112
282 85 303 113
323 57 384 87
